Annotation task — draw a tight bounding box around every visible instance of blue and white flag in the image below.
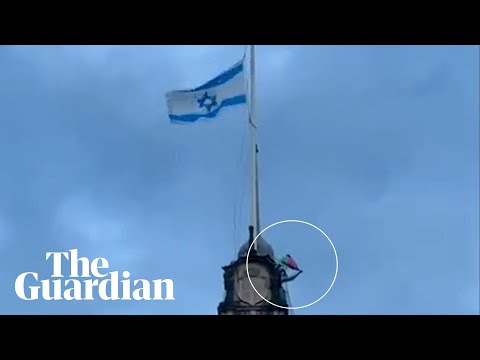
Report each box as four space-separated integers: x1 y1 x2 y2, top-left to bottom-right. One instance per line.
166 58 247 124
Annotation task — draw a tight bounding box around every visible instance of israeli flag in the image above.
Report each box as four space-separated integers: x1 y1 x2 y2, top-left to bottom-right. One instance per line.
166 58 247 124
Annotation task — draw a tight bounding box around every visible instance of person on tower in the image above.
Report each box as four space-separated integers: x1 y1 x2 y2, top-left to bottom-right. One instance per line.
276 254 303 284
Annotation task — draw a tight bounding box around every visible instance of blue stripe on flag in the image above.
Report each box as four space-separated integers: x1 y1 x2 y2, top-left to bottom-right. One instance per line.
169 95 247 123
180 60 244 93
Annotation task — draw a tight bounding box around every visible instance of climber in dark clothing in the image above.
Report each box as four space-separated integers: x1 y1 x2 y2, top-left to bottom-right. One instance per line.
280 267 303 284
275 254 303 284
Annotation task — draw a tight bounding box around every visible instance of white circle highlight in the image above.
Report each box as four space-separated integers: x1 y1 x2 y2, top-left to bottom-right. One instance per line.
246 219 338 311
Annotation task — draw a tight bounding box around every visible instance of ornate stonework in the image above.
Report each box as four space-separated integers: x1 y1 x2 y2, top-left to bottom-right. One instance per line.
218 253 289 315
235 262 272 305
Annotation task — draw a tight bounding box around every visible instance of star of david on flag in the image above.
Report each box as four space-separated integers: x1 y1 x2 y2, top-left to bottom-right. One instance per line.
197 92 218 112
165 58 247 124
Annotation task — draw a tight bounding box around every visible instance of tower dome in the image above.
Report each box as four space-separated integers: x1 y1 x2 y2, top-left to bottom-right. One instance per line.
237 234 275 259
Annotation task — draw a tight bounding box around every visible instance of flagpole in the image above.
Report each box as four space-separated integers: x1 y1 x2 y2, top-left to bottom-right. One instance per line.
248 45 260 251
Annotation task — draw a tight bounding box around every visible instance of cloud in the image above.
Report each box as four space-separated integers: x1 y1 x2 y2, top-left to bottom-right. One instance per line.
0 45 477 314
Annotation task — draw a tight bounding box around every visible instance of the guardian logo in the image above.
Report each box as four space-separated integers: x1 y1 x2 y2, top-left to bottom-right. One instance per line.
14 249 175 301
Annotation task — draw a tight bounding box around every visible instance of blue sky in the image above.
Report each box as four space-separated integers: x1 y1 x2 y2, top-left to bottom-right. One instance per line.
0 45 478 314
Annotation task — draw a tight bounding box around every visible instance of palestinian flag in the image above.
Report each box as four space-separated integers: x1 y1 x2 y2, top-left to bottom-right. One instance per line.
276 255 301 271
285 255 300 271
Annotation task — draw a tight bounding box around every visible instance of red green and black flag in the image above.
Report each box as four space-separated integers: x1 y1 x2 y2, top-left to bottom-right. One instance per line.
276 254 301 271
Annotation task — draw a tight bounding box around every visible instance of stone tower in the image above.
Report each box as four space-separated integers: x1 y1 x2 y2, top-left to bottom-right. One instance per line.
218 226 289 315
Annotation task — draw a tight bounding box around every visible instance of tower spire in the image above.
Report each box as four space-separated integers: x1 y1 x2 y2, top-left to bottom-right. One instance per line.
241 45 274 259
249 45 260 251
255 143 260 236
